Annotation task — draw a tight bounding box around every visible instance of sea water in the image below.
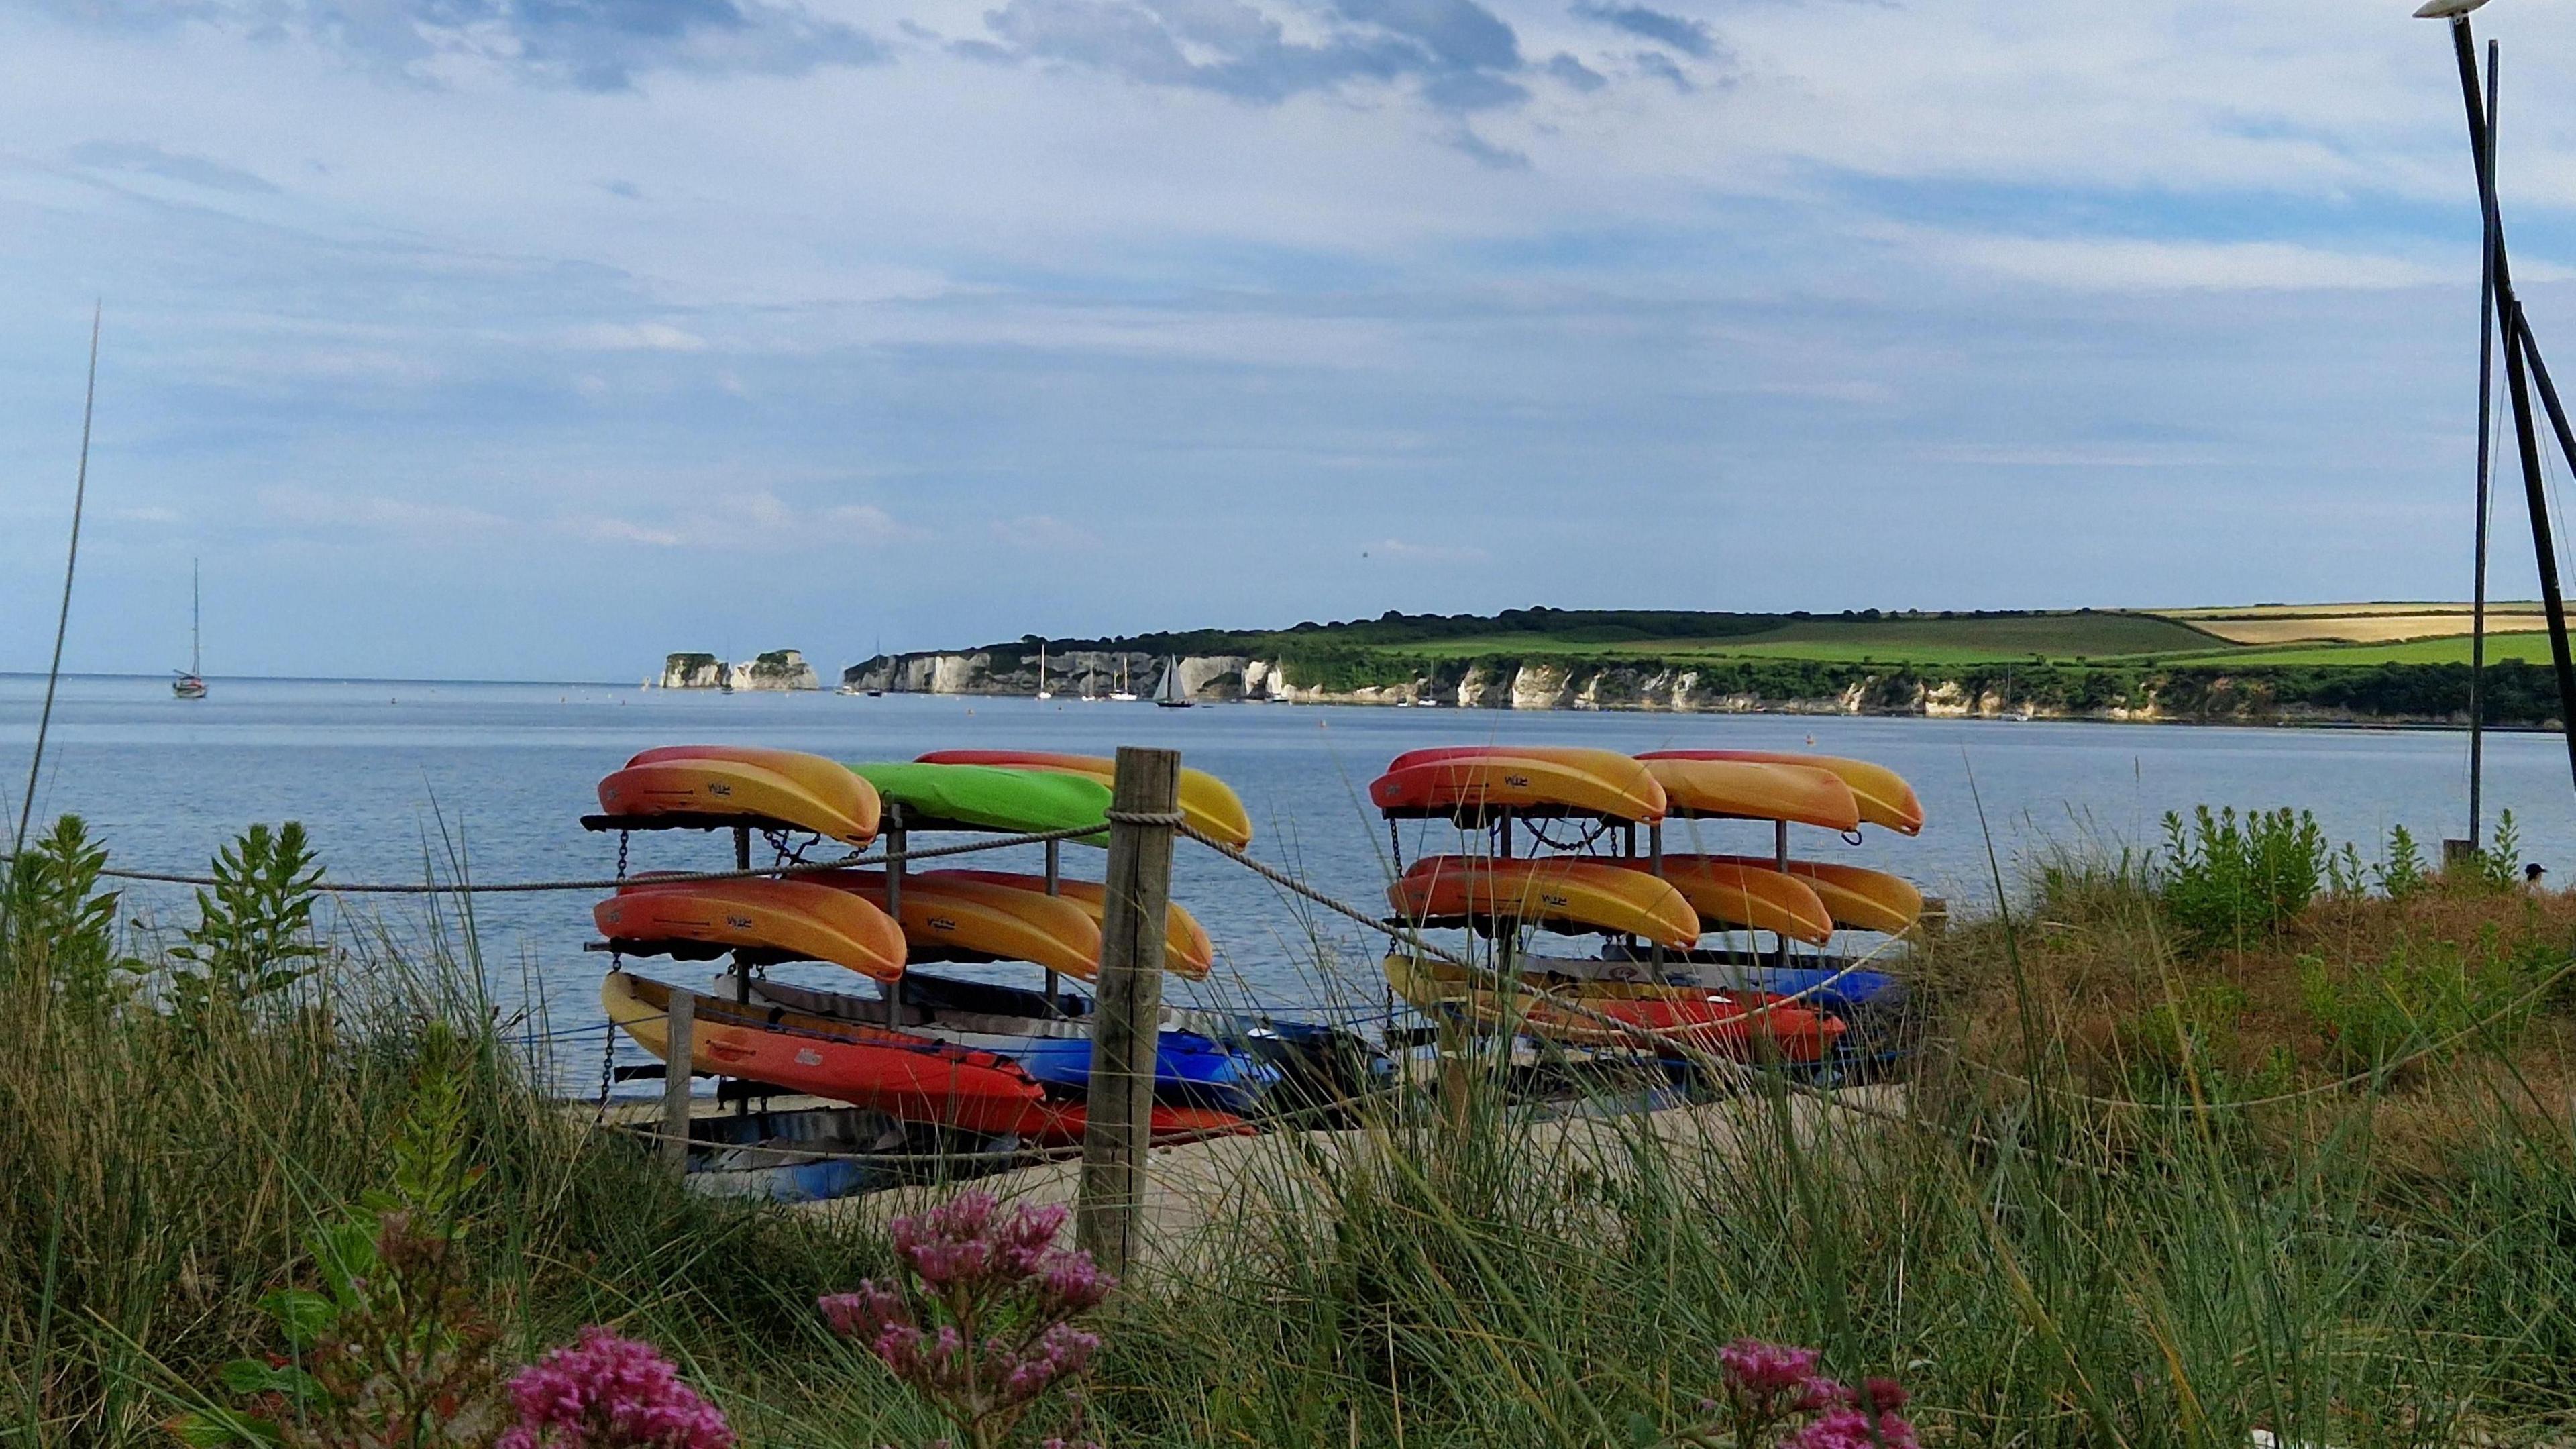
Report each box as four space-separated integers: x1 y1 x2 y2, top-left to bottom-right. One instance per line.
7 673 2568 1087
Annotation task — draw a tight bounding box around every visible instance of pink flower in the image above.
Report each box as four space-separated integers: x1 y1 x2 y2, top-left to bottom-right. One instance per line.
496 1327 732 1449
1785 1405 1921 1449
1720 1340 1821 1398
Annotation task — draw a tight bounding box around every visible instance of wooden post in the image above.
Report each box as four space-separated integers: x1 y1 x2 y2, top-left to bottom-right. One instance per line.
1077 746 1179 1279
733 827 754 1006
661 989 694 1174
1774 819 1792 971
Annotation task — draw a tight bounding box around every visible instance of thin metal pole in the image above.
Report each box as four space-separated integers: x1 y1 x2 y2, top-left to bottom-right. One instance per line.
733 826 753 1006
1774 818 1792 971
2449 16 2576 795
1043 837 1062 1010
885 804 908 1018
2469 39 2499 844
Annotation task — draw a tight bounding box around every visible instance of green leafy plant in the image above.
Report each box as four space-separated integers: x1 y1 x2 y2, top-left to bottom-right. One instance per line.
2374 824 2429 901
3 813 143 1012
171 1024 507 1448
168 822 326 1021
2159 806 2326 951
2299 928 2560 1077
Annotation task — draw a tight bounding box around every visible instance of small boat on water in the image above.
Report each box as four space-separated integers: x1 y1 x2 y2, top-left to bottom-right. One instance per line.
1110 657 1138 702
1155 657 1193 708
172 559 206 700
1034 641 1053 700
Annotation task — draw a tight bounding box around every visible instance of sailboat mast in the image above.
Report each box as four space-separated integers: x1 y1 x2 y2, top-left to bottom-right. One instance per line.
191 558 201 677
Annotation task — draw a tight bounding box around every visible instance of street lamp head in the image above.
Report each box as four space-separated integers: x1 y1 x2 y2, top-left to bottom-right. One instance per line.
2414 0 2489 17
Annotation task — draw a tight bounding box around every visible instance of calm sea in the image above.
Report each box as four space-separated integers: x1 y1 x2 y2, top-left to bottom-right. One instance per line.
7 674 2568 1087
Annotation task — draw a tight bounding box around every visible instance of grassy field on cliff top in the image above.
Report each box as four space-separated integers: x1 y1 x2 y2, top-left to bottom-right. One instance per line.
1058 604 2554 670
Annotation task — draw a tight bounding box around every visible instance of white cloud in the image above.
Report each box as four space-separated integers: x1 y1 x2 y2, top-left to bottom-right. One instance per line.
1368 537 1489 563
566 492 921 551
1921 233 2449 294
989 513 1104 551
563 322 710 352
260 487 508 537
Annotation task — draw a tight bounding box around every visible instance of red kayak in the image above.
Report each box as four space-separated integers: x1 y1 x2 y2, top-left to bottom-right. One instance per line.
605 972 1253 1144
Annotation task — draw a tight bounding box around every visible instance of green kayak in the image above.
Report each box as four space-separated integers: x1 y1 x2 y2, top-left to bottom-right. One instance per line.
845 761 1112 842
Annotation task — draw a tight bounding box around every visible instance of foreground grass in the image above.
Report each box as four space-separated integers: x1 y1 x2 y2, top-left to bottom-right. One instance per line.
6 851 2576 1445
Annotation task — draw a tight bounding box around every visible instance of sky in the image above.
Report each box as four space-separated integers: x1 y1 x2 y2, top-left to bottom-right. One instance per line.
3 0 2574 682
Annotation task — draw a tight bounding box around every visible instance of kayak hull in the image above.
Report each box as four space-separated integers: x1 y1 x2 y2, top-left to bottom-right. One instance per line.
914 750 1254 847
596 877 908 982
1601 857 1835 944
846 761 1110 840
743 975 1281 1114
1381 954 1845 1062
928 869 1215 978
1372 748 1666 823
603 971 1043 1132
1638 758 1860 831
599 752 881 845
805 869 1102 979
1390 856 1700 948
1639 751 1923 835
1666 856 1923 935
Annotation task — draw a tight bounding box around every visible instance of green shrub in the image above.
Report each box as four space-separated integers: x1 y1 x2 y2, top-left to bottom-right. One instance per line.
2 814 142 1013
168 822 326 1023
2299 928 2563 1077
2159 806 2326 951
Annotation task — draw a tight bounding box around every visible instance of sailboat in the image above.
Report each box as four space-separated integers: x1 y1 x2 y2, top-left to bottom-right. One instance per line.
1155 656 1193 709
172 561 207 700
1110 656 1138 703
1034 641 1052 700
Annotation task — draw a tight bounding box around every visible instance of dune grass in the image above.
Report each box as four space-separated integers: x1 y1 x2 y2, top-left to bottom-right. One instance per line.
5 816 2576 1446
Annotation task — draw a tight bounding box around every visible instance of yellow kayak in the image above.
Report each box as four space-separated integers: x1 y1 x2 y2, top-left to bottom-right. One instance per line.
1372 746 1667 822
914 750 1254 847
1639 758 1861 830
806 870 1102 979
1678 856 1923 934
1390 856 1699 948
603 746 883 845
928 869 1216 979
1641 751 1923 835
1603 857 1834 944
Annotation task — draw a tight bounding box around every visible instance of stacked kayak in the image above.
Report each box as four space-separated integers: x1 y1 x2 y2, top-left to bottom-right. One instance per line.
1371 742 1929 1069
585 745 1352 1144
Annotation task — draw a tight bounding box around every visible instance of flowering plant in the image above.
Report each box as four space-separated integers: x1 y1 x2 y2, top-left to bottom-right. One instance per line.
496 1328 731 1449
1658 1340 1919 1449
819 1192 1114 1449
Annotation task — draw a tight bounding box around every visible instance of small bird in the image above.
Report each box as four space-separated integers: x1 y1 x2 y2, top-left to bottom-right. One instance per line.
2414 0 2489 17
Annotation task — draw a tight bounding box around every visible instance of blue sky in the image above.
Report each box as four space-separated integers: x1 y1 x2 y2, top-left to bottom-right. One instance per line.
3 0 2571 680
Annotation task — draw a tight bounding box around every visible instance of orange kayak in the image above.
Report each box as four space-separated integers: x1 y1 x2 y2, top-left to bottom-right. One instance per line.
804 869 1102 979
601 747 881 844
1640 751 1923 835
596 876 907 983
914 750 1254 847
1382 954 1845 1062
1389 856 1699 948
928 869 1216 979
604 971 1043 1131
1371 747 1666 822
1639 758 1860 830
1666 856 1923 934
1602 857 1835 944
